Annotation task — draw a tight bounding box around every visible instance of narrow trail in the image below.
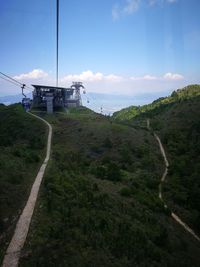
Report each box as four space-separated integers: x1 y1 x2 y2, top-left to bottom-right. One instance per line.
147 119 200 243
2 113 52 267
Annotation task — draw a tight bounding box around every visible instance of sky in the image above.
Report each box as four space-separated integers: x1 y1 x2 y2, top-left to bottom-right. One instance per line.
0 0 200 113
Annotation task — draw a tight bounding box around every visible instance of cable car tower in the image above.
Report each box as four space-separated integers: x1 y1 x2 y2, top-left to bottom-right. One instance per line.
71 82 85 106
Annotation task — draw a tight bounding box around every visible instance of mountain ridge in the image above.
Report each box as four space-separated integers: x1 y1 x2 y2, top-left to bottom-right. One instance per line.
113 84 200 121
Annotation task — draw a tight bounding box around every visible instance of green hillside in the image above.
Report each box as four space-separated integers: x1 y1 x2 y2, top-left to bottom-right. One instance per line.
0 104 47 261
19 107 200 267
150 94 200 236
113 84 200 121
113 84 200 236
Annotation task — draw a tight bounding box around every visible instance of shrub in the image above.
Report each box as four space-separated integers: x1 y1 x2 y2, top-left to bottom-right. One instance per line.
103 137 112 148
106 162 121 181
120 187 132 197
95 165 107 179
89 163 106 179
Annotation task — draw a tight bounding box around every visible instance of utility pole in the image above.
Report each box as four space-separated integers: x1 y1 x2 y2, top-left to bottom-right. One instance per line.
56 0 59 87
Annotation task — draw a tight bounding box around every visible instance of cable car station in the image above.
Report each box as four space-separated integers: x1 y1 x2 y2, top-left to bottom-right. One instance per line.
32 82 84 113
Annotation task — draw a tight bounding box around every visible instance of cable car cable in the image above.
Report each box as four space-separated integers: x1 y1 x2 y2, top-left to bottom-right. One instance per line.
0 71 33 91
0 71 24 86
0 75 21 87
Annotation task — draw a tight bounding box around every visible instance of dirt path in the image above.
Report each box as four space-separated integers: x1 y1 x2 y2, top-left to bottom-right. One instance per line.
153 132 169 200
2 113 52 267
147 119 200 242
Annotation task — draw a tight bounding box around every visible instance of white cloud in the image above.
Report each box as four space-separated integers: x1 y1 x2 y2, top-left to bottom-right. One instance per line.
105 74 123 82
163 72 184 81
112 0 178 19
14 69 48 80
131 73 184 81
131 74 158 80
59 71 185 96
148 0 177 5
123 0 140 15
61 71 103 82
2 69 185 97
112 0 140 20
143 74 158 80
61 70 122 83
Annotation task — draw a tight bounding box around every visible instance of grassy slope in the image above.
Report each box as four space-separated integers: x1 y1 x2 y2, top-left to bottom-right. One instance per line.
20 107 200 267
113 84 200 122
113 85 200 235
0 104 47 262
150 95 200 235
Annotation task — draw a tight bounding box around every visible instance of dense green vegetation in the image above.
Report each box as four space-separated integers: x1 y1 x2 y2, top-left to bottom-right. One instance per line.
19 107 200 267
113 84 200 122
0 104 47 262
151 95 200 235
113 84 200 236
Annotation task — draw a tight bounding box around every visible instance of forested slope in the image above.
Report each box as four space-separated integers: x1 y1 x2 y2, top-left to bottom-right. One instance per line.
113 84 200 236
113 84 200 122
19 107 200 267
0 104 47 262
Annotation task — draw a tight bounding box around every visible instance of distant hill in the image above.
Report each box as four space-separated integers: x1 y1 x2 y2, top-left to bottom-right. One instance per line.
113 84 200 236
0 93 32 105
113 84 200 121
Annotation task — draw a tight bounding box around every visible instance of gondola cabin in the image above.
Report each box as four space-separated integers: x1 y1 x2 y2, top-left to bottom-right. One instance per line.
22 97 31 111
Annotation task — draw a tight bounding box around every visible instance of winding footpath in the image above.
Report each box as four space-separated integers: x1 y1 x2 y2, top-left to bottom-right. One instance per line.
2 113 52 267
147 119 200 243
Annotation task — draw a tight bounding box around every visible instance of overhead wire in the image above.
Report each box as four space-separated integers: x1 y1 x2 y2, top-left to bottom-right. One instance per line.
0 71 33 91
0 75 21 87
0 71 23 86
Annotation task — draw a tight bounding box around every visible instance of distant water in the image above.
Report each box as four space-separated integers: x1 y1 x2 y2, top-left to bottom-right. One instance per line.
0 90 171 115
83 91 171 115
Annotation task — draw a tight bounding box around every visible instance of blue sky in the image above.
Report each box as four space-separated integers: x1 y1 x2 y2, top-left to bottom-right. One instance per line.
0 0 200 113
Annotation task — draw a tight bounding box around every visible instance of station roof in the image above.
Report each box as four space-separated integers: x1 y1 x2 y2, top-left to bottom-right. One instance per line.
32 84 73 91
